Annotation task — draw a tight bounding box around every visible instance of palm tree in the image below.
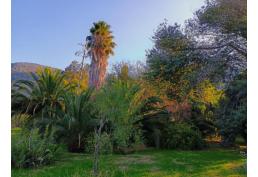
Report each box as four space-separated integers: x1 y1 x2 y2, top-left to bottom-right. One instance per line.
12 68 71 129
59 89 94 152
86 21 116 89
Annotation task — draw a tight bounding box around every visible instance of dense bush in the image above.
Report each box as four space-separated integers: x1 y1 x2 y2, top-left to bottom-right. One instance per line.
216 71 247 146
57 89 94 153
94 79 145 150
161 123 205 150
11 128 60 168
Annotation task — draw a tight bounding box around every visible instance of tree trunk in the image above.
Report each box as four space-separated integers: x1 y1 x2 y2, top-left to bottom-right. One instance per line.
93 119 104 176
78 133 81 149
78 47 86 92
89 53 108 89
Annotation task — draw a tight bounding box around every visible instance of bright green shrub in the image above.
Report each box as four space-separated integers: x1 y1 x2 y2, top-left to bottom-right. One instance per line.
11 128 60 168
161 123 205 150
94 79 145 150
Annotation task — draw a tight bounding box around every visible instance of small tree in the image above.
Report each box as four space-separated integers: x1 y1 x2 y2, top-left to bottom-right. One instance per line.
92 78 145 176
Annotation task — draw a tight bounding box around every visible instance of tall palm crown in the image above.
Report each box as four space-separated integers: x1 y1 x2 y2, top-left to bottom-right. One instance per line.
87 21 116 89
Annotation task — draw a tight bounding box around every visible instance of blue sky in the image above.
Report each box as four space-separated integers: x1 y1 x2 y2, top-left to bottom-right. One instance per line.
12 0 205 69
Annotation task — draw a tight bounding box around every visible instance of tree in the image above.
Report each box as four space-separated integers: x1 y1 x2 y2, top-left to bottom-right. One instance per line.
64 60 89 94
111 61 146 79
185 0 246 83
84 21 116 175
145 0 247 141
86 21 116 89
92 76 146 175
216 71 247 146
189 80 224 137
197 0 247 39
12 68 71 130
58 89 94 152
145 22 202 113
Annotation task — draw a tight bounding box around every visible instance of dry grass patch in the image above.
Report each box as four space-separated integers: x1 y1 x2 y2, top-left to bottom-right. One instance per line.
115 154 155 170
116 155 155 165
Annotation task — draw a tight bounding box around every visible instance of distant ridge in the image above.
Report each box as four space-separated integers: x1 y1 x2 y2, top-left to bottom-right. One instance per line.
11 62 61 82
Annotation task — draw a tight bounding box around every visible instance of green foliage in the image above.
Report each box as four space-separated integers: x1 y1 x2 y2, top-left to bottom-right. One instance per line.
11 114 31 128
217 71 247 146
188 80 224 137
85 132 113 154
144 0 246 146
188 109 217 138
118 64 129 81
88 21 116 57
11 128 60 168
63 62 89 94
138 96 170 148
161 123 205 150
94 78 145 149
12 68 71 130
190 80 224 110
58 89 94 152
197 0 247 38
145 21 205 103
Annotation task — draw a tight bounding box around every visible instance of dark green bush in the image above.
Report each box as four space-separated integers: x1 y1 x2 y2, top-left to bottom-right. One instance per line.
161 123 205 150
11 128 60 168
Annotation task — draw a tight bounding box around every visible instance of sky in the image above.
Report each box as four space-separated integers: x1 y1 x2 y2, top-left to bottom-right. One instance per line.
12 0 205 69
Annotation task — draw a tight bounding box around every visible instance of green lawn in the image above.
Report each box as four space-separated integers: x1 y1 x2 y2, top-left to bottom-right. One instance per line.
12 149 246 177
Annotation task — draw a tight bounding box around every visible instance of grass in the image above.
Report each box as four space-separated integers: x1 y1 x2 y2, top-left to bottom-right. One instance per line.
12 149 246 177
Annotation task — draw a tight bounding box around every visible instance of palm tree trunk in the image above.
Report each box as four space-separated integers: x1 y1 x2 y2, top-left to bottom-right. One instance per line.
89 54 107 89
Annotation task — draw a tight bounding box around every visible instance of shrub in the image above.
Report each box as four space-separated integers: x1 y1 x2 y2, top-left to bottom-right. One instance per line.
59 89 94 153
11 114 31 128
11 128 60 168
94 79 145 150
85 133 113 154
161 123 205 150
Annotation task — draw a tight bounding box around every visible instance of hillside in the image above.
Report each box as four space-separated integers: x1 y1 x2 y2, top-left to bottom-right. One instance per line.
11 62 60 82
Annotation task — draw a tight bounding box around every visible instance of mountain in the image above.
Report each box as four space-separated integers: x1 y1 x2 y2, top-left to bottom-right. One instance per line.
11 62 61 82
